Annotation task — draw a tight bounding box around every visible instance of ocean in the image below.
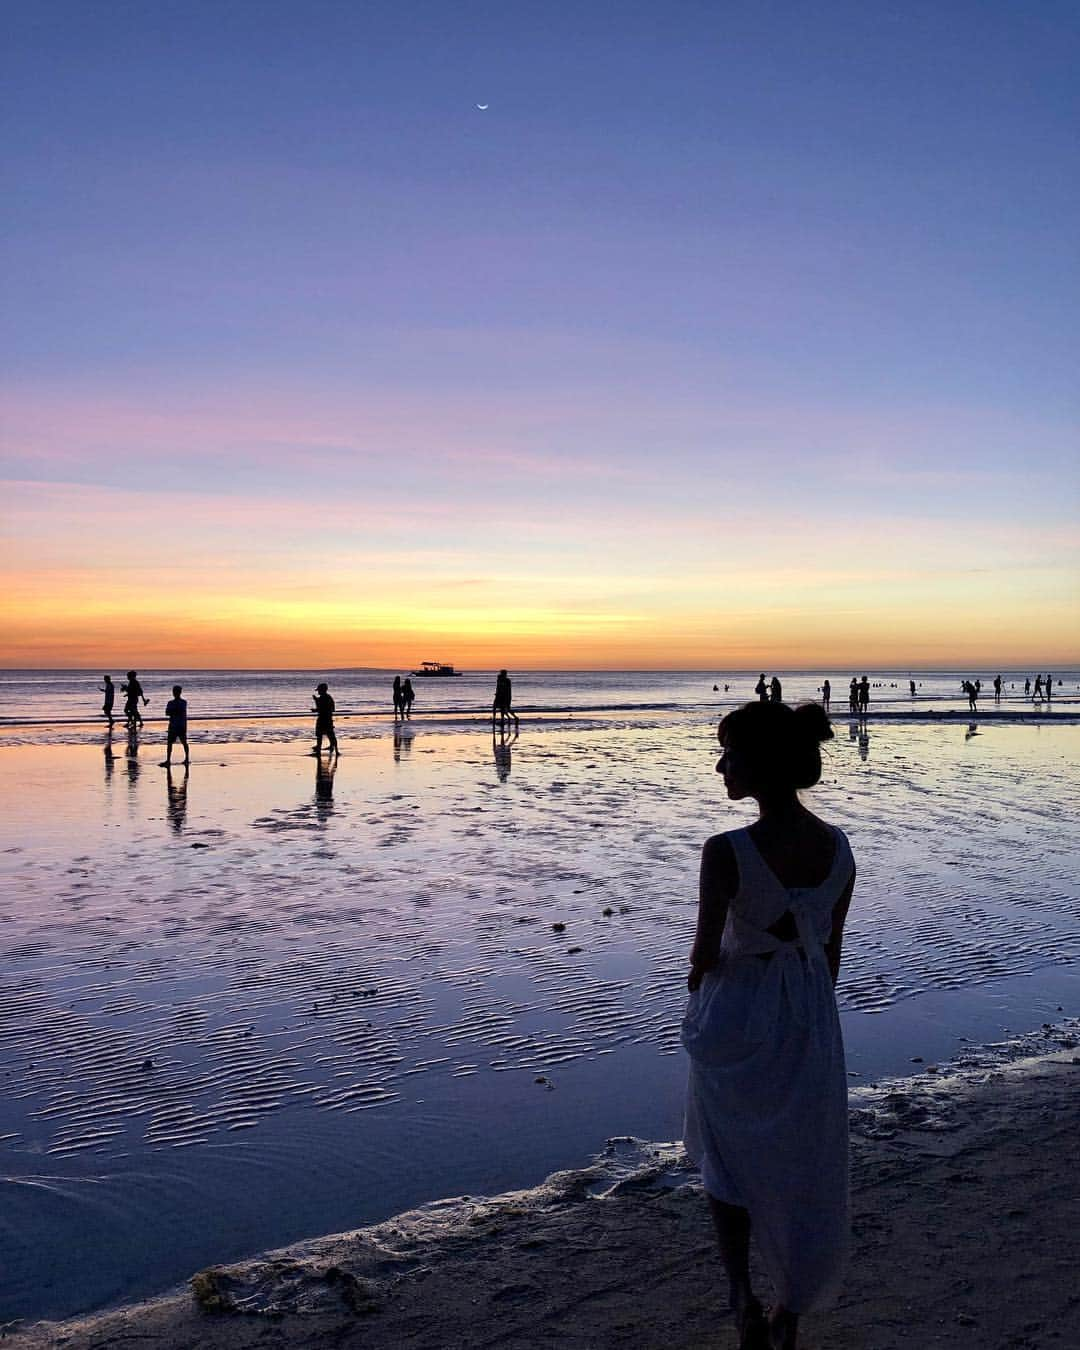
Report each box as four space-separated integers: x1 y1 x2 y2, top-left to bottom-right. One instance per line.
1 666 1076 724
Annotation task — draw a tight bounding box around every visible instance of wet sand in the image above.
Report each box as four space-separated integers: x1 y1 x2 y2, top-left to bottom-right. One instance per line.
2 717 1078 1324
8 1034 1079 1350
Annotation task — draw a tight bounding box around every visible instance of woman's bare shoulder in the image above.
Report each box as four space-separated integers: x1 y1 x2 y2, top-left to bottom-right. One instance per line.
700 831 741 898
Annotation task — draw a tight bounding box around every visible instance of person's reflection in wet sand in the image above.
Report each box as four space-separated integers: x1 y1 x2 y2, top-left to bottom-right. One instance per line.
965 722 981 742
103 727 115 781
166 764 189 833
393 723 415 763
315 753 337 812
858 725 870 761
125 724 141 787
493 725 517 781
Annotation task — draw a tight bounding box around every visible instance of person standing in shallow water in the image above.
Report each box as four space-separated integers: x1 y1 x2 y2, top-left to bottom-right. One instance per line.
392 676 403 720
821 679 830 713
122 671 147 728
769 676 782 703
99 674 116 726
755 674 768 703
857 676 870 714
402 677 415 719
312 682 339 755
682 701 856 1350
160 684 189 767
492 669 519 730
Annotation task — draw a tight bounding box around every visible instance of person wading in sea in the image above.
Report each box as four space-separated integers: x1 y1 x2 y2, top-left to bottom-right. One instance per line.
682 701 855 1349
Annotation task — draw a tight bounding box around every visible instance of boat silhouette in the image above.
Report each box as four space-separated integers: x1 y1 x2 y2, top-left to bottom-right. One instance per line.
411 661 463 677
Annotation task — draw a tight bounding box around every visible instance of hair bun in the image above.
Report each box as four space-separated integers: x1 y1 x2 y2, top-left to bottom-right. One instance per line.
792 701 834 744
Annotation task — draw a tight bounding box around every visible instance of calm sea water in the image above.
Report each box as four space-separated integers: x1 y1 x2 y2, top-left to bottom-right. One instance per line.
1 667 1076 722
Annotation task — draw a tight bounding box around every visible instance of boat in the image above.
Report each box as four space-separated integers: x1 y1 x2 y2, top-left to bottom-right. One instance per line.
411 661 463 677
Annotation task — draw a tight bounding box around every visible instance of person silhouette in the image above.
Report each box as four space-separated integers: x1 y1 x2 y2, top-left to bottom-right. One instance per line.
122 671 148 728
1045 673 1053 704
160 684 190 767
393 676 404 720
1024 677 1031 697
769 676 782 703
821 679 831 713
492 669 519 730
993 674 1002 702
848 678 858 714
402 677 415 719
99 675 116 726
963 680 978 712
909 679 916 698
683 701 855 1350
857 676 870 714
312 682 339 755
755 674 768 703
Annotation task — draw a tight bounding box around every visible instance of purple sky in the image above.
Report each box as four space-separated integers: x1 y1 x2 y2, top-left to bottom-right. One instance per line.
3 1 1078 666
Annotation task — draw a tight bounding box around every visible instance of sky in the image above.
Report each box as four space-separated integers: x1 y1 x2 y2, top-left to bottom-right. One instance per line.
2 0 1078 669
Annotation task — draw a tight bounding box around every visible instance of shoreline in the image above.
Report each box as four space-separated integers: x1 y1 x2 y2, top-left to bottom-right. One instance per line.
8 1022 1079 1349
2 706 1078 730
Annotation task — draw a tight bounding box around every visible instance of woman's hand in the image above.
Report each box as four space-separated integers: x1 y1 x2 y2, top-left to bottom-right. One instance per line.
687 947 717 992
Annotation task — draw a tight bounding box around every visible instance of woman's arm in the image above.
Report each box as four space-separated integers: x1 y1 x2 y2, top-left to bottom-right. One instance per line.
825 867 856 987
688 834 737 991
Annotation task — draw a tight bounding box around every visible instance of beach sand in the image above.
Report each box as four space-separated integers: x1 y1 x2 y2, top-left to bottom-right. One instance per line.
8 1040 1079 1349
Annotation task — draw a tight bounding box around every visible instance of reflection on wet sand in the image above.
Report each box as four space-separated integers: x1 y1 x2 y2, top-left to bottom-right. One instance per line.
125 725 141 786
103 729 115 780
493 726 517 781
315 752 336 808
965 722 981 741
393 724 414 763
2 722 1078 1325
847 717 870 761
166 765 189 833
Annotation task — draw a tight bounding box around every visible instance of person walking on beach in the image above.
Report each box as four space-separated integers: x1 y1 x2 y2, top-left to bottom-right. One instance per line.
1044 673 1053 704
122 671 148 728
393 676 404 720
492 669 519 730
821 679 830 713
858 676 870 714
993 674 1002 702
909 679 916 698
1033 675 1043 701
99 674 116 726
682 701 856 1350
312 682 339 755
402 677 415 719
160 685 190 767
1024 677 1031 697
769 676 782 704
963 679 978 712
755 674 768 703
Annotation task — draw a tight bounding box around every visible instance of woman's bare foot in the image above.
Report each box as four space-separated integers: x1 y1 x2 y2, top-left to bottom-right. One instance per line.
768 1305 798 1349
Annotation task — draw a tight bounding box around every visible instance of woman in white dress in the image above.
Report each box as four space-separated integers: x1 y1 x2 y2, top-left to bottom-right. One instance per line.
681 701 855 1350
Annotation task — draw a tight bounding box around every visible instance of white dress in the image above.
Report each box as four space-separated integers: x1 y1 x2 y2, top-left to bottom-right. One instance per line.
681 824 854 1313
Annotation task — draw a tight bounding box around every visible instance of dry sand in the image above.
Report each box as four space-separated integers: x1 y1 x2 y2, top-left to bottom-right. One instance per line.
9 1048 1078 1350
